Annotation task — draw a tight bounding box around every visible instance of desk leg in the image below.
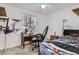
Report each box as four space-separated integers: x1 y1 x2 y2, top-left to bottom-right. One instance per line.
23 43 25 49
21 38 25 49
21 41 25 49
21 33 25 49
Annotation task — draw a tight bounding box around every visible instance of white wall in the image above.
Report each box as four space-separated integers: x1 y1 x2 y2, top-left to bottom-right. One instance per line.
47 5 79 37
0 3 47 49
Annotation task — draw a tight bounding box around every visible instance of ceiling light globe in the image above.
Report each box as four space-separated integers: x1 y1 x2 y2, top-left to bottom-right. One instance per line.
41 4 46 9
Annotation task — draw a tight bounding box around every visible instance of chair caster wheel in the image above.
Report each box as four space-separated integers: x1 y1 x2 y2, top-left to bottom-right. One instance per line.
32 48 34 51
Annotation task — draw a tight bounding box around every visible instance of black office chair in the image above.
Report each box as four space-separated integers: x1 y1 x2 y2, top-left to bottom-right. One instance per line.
31 26 49 55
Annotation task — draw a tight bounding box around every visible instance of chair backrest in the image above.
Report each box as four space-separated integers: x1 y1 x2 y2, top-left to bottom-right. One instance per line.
42 26 49 37
34 26 49 42
41 26 49 41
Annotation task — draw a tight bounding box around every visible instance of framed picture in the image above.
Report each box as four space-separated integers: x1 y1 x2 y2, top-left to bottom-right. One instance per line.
72 8 79 16
0 7 6 16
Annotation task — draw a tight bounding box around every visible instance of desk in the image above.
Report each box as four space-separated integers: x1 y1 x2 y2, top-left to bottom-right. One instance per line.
21 33 35 48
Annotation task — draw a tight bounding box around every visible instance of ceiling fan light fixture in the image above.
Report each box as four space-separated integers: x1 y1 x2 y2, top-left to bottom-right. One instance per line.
41 4 46 9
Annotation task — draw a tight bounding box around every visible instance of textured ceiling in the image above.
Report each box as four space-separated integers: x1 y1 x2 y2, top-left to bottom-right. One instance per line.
6 3 79 15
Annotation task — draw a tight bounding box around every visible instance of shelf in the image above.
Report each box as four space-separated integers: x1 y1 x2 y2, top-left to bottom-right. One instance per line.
12 19 20 22
0 16 9 20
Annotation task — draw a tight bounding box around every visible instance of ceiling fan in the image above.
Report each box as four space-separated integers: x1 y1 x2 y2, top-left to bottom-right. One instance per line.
41 3 50 9
33 3 50 9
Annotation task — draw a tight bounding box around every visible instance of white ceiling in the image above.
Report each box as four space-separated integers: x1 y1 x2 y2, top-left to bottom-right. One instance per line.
7 3 79 15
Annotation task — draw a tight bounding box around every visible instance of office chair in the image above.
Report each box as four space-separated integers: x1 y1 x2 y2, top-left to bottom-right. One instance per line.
31 26 49 55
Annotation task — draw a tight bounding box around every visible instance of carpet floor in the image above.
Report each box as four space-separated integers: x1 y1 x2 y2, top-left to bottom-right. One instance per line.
0 45 38 55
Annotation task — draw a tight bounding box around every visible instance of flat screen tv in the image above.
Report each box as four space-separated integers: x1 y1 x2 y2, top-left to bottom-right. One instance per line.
64 29 79 36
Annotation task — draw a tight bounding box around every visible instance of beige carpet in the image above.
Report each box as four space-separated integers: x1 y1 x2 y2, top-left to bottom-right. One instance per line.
0 45 38 55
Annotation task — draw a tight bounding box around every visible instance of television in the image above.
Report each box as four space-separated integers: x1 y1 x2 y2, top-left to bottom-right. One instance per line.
64 29 79 36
